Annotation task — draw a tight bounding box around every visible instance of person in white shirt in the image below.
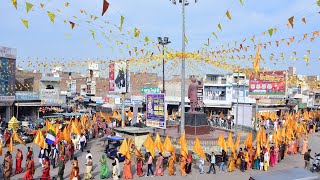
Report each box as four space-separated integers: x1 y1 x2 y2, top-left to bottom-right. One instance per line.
86 150 92 160
207 152 216 174
199 157 205 174
274 120 278 131
79 133 86 152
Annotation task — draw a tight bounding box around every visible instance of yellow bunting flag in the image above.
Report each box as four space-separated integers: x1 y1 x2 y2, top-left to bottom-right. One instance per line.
184 35 188 44
47 11 56 23
120 15 124 31
119 138 130 160
134 28 140 37
40 3 44 8
178 131 188 158
154 133 164 154
144 134 155 157
90 29 95 39
26 2 33 13
145 36 149 42
102 0 110 16
11 0 17 9
226 10 232 20
239 0 244 6
217 133 227 152
268 28 273 37
21 19 29 28
193 137 206 159
65 2 69 7
288 16 294 28
163 136 174 153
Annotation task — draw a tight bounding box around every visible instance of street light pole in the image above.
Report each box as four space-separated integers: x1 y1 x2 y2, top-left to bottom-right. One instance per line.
235 71 239 135
180 0 186 135
158 37 171 94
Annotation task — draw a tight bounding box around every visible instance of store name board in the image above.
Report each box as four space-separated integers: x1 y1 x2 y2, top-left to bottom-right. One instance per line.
15 91 40 101
0 96 15 101
0 46 17 59
140 87 160 94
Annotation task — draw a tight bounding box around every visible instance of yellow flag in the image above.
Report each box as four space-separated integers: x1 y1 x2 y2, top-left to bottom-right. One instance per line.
244 132 252 149
8 137 13 152
11 0 17 9
119 138 130 160
226 10 232 20
13 130 26 146
46 119 53 132
26 2 33 13
217 133 227 152
33 129 46 149
227 132 235 153
253 43 261 74
163 136 174 153
193 137 206 159
0 139 2 156
47 11 56 23
178 131 188 158
234 133 241 150
21 19 29 28
61 126 71 143
127 110 133 119
154 133 164 154
144 134 155 157
71 121 81 135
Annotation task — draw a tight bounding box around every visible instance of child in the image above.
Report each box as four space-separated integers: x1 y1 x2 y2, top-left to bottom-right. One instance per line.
259 152 264 171
112 162 119 180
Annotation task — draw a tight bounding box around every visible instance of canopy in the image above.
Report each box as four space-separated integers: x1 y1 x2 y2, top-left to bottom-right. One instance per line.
105 136 124 142
8 116 19 131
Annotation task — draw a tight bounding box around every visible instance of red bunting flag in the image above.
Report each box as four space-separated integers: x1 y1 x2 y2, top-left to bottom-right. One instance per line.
288 16 294 28
102 0 109 16
69 21 75 29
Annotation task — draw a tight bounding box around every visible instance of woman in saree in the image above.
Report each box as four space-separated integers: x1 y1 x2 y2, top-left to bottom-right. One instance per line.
155 152 164 176
3 151 12 180
185 153 192 174
301 137 308 155
15 149 24 174
70 157 80 180
23 156 35 180
85 156 93 179
179 155 187 176
269 146 276 167
136 158 144 177
123 157 133 179
41 157 50 180
168 153 176 176
100 154 110 179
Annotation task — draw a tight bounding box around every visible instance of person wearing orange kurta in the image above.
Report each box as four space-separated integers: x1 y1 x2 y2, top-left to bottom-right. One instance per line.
168 153 176 176
41 157 50 180
123 157 133 179
15 149 24 174
23 156 35 180
301 138 308 155
179 155 187 176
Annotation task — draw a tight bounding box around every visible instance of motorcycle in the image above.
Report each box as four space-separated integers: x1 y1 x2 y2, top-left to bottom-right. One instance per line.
311 153 320 173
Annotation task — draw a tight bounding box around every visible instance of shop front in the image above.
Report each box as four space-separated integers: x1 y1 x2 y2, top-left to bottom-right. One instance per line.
14 91 41 121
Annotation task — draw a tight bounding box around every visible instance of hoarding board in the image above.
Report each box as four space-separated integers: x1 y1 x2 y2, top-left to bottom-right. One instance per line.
109 61 128 93
140 87 160 94
249 70 286 98
146 94 166 129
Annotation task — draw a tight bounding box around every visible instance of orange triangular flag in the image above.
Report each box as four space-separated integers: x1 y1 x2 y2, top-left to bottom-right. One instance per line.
144 134 155 157
154 133 164 154
163 136 174 153
217 133 227 152
102 0 109 16
119 138 130 160
288 16 294 28
193 137 206 159
178 131 188 158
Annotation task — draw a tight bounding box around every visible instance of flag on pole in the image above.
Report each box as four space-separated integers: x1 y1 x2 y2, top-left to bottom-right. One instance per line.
192 137 206 159
154 133 164 154
45 128 56 145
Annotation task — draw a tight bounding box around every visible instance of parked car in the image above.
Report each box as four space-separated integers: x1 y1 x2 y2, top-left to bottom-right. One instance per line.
104 136 125 162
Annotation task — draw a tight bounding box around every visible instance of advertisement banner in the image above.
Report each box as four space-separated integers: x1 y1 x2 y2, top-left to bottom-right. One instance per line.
15 91 40 101
249 71 286 98
40 89 60 105
146 94 166 129
140 87 160 94
109 61 128 93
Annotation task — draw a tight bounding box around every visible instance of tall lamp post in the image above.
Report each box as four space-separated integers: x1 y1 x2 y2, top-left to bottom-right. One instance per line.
158 37 171 94
170 0 197 135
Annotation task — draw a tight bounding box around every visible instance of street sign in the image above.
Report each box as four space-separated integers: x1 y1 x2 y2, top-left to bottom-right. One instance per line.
140 87 160 94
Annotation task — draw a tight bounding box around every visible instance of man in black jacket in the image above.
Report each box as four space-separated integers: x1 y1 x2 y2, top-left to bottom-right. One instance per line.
304 149 313 169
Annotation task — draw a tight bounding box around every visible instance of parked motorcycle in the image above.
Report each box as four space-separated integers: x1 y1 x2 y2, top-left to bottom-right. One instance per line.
311 153 320 173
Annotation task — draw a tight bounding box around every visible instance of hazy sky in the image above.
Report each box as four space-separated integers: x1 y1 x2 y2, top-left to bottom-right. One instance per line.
0 0 319 76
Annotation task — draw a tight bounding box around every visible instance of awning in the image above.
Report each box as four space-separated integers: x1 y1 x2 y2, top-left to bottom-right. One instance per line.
15 102 41 107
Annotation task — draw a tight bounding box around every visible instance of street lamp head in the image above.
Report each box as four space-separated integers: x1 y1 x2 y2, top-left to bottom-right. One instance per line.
158 37 163 44
164 37 170 44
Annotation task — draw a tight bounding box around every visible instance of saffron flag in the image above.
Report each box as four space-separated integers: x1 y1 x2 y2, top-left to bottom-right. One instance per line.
46 129 56 145
227 132 235 153
13 130 26 145
144 134 155 157
8 137 13 152
61 127 71 143
0 139 2 156
178 131 188 158
163 136 174 153
71 121 81 135
193 137 206 159
33 130 46 149
234 133 241 150
226 10 232 20
46 119 53 132
218 23 222 31
244 132 252 148
154 133 164 154
119 138 130 160
253 42 261 74
102 0 109 16
217 133 227 152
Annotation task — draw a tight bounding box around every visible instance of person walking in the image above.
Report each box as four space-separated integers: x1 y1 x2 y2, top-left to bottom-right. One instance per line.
136 157 144 177
112 162 119 180
304 149 313 169
86 150 92 161
219 150 227 173
49 145 58 168
15 148 24 174
147 152 154 177
38 148 46 167
58 155 66 180
168 153 176 176
207 152 216 174
79 133 87 152
70 157 80 180
3 151 12 180
114 154 120 178
23 156 35 180
85 156 93 179
123 157 133 179
199 156 205 174
100 154 110 179
155 152 164 176
41 156 50 180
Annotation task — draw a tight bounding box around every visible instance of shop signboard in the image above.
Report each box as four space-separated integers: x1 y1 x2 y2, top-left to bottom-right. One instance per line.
15 91 40 101
146 93 166 129
249 70 287 98
109 61 129 93
0 96 15 106
40 89 60 105
140 87 160 94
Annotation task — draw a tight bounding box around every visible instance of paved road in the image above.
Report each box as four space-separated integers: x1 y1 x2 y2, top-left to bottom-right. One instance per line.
1 132 320 180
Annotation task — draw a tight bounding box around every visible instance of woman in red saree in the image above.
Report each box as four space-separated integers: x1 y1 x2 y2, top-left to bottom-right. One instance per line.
123 157 133 179
23 156 35 180
41 157 51 180
136 158 144 177
15 149 24 174
269 146 276 167
155 153 164 176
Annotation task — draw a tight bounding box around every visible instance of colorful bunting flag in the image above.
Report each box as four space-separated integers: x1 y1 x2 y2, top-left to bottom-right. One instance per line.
47 11 56 24
226 10 232 20
26 2 33 13
11 0 17 9
90 29 95 39
212 32 218 39
102 0 110 16
65 2 69 7
239 0 244 6
218 23 222 31
268 28 273 37
21 19 29 28
288 16 294 28
120 15 124 31
69 21 75 29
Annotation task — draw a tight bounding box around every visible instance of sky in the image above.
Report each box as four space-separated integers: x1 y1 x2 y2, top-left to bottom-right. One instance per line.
0 0 319 76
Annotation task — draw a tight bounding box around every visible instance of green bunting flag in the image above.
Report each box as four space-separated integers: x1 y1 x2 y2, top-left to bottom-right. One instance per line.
226 11 232 20
21 19 29 28
212 32 218 39
120 15 124 32
90 29 95 39
47 11 56 24
239 0 244 6
145 37 150 42
218 23 222 31
26 2 33 13
268 28 273 37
